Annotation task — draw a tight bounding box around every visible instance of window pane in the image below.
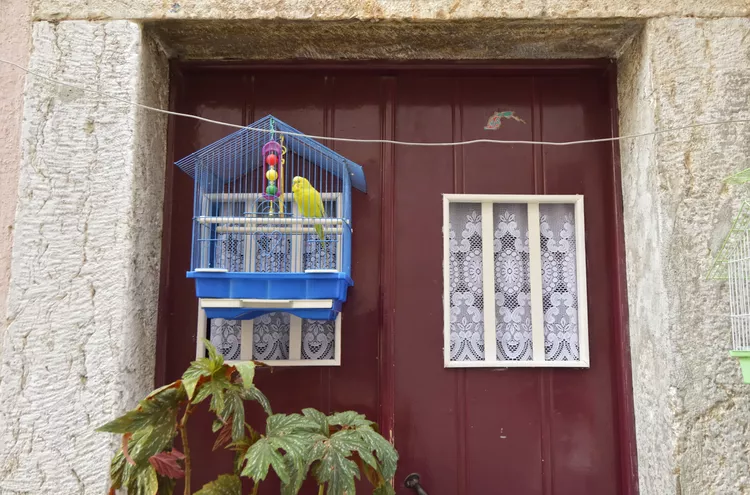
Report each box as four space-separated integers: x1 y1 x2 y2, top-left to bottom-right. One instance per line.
493 204 533 361
213 201 246 271
252 312 291 360
209 318 242 360
301 319 335 360
539 204 579 361
448 203 485 361
253 199 293 273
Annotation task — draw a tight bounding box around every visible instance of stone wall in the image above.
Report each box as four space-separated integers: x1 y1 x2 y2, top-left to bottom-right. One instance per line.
0 0 31 356
619 17 750 495
0 2 748 494
0 21 168 494
29 0 750 21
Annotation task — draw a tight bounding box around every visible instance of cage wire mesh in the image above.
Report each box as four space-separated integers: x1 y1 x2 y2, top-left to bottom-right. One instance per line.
709 201 750 352
176 115 355 275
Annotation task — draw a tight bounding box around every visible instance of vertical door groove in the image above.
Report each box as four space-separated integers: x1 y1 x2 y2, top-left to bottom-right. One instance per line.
532 76 554 495
379 76 397 444
452 79 468 495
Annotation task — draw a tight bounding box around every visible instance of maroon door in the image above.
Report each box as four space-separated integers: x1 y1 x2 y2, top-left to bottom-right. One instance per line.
159 63 636 495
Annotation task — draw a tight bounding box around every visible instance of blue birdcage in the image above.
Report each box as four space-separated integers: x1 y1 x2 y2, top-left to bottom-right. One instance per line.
175 115 366 321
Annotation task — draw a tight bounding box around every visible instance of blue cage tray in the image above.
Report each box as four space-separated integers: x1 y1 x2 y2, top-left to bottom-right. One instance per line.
189 271 352 320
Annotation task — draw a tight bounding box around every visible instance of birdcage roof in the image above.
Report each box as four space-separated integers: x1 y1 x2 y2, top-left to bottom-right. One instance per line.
174 115 367 192
708 200 750 280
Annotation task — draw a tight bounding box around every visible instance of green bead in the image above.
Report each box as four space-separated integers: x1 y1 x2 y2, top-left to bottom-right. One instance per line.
266 184 278 195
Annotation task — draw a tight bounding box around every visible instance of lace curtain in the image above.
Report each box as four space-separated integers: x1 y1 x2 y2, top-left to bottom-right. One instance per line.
448 201 581 363
208 312 336 361
540 204 579 361
214 201 246 271
210 318 241 360
448 203 485 361
493 204 533 361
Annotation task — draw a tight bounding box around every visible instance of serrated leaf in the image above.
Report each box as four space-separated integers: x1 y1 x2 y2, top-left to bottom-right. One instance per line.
110 450 126 489
146 381 183 399
373 482 396 495
194 474 242 495
212 419 225 433
149 450 185 479
213 419 234 452
222 387 246 442
204 339 225 368
134 464 159 495
97 385 185 435
312 435 360 495
355 453 384 488
266 413 320 436
328 411 373 429
233 361 256 389
193 369 231 413
242 386 272 416
241 437 289 484
357 428 398 480
726 168 750 185
227 437 254 475
242 414 324 486
182 358 220 400
157 475 177 495
301 408 329 436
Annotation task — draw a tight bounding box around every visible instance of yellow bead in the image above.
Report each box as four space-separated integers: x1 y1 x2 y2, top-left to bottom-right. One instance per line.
266 169 278 181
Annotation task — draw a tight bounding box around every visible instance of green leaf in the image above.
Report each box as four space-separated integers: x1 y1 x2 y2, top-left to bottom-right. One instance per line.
221 386 247 442
227 437 254 475
133 464 159 495
358 428 398 480
328 411 373 429
109 450 126 490
97 384 186 435
193 368 231 413
183 360 220 401
373 482 396 495
233 361 256 389
311 433 360 495
301 408 329 436
98 386 184 466
241 437 289 484
204 339 225 368
157 475 177 495
242 413 325 487
726 168 750 185
194 474 242 495
266 413 320 436
242 386 273 416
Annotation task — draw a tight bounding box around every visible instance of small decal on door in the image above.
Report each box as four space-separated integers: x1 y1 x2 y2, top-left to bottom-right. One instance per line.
484 110 526 130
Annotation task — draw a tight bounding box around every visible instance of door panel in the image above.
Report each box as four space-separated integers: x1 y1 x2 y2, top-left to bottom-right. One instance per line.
161 65 633 495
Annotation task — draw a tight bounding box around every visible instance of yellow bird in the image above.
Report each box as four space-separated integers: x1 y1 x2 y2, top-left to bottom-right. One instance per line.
291 176 326 240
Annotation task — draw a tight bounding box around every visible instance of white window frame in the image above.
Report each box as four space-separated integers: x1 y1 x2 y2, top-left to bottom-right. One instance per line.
196 300 342 366
443 194 590 368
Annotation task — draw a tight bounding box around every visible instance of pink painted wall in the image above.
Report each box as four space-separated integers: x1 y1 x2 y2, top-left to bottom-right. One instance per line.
0 0 30 338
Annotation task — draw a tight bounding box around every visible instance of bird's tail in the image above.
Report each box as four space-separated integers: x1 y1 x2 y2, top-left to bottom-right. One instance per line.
315 224 325 241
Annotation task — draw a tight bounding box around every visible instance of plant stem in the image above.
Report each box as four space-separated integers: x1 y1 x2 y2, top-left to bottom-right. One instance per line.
318 484 324 495
251 482 260 495
179 403 195 494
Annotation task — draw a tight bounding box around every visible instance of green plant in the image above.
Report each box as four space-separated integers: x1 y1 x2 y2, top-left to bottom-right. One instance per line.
97 340 398 495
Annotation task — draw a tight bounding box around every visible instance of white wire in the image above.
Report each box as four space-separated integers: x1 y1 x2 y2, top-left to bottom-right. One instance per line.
2 57 749 147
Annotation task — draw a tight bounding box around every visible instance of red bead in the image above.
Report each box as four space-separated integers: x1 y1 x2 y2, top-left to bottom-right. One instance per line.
266 154 278 166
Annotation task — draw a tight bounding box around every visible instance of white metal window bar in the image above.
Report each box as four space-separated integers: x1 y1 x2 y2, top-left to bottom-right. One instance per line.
443 194 590 368
196 301 342 366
